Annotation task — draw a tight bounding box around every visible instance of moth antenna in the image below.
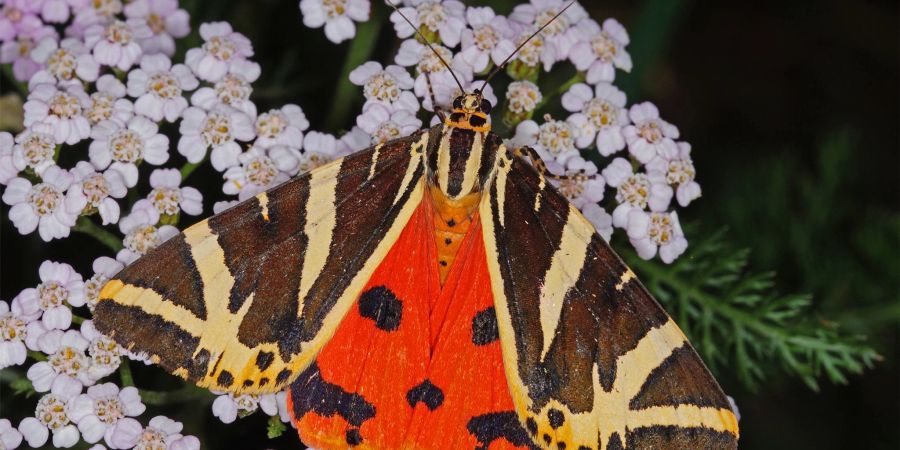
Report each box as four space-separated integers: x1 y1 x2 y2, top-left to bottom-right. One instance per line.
384 0 466 94
480 0 577 93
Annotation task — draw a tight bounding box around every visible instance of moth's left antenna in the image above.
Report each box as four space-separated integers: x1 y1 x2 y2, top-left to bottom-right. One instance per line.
384 0 466 93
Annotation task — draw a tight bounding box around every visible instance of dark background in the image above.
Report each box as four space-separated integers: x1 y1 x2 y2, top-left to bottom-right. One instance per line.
1 0 897 449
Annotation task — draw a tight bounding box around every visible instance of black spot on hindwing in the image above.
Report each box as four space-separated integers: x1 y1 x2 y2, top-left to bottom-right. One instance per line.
358 286 403 331
468 412 539 450
471 307 499 345
406 379 444 410
289 363 376 428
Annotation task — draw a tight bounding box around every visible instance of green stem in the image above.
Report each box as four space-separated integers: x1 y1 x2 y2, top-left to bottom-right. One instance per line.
71 314 87 325
1 64 28 97
180 160 202 180
118 359 134 387
323 11 383 131
28 350 47 362
139 384 211 406
73 216 124 252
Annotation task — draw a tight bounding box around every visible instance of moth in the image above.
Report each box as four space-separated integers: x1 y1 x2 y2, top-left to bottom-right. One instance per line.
94 4 740 450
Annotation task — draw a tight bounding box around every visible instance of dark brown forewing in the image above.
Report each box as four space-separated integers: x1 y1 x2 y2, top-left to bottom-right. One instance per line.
94 129 432 394
480 149 739 450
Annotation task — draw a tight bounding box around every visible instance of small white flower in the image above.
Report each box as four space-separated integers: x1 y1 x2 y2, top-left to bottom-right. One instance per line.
12 260 85 332
506 80 542 115
390 0 465 47
300 0 370 44
627 210 687 263
510 116 581 163
0 418 23 450
18 379 82 448
0 300 29 369
27 329 94 391
254 104 309 150
12 124 58 176
211 393 259 424
2 167 85 241
546 155 605 209
29 37 100 86
133 416 198 450
509 26 555 71
1 27 58 82
356 102 421 145
178 105 255 171
603 157 672 228
190 59 260 117
84 257 124 311
337 126 372 156
223 147 288 201
70 0 125 34
509 0 587 64
561 82 628 155
0 132 18 185
80 320 122 380
116 200 178 264
460 6 516 73
349 61 418 112
185 22 253 82
85 75 134 127
569 18 632 84
301 130 341 164
90 116 170 187
124 0 191 57
23 83 92 145
70 161 127 225
68 383 144 448
622 102 680 163
395 39 473 112
212 200 239 214
39 0 85 24
147 168 203 216
127 53 198 122
83 19 152 71
646 141 700 207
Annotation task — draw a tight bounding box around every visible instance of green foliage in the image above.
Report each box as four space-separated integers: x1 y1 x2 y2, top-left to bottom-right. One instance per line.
620 228 881 391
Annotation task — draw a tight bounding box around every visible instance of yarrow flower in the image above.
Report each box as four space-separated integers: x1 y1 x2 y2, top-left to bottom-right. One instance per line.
349 61 418 112
84 75 134 126
190 59 260 118
390 0 466 47
511 115 581 163
627 210 687 263
67 383 145 448
80 320 122 380
562 82 628 155
460 6 516 73
0 418 23 450
133 416 200 450
146 168 203 217
69 161 128 225
3 166 85 241
14 260 86 331
89 116 170 187
299 0 370 44
29 37 100 86
127 53 199 122
83 19 152 71
254 104 310 150
0 300 29 369
124 0 191 57
18 379 82 448
622 101 680 163
505 80 542 119
84 257 124 310
27 329 94 391
11 124 57 176
24 83 92 145
222 147 289 201
602 156 672 228
569 18 632 83
178 105 255 171
116 200 178 264
185 22 253 82
356 101 421 145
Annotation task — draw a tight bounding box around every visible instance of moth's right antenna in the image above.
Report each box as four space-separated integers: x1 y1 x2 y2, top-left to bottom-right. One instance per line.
479 0 577 92
384 0 466 93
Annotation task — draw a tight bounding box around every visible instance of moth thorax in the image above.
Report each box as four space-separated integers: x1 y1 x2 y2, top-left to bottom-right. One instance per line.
444 93 492 133
433 126 486 201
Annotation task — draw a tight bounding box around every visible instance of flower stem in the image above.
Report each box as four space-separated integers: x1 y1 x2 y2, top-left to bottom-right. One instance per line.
118 358 134 387
180 160 202 180
139 383 212 406
27 350 47 362
323 10 384 132
1 64 28 97
74 216 124 252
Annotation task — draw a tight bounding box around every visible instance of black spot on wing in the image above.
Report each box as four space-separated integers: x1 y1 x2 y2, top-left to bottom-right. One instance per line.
217 370 234 387
547 408 565 428
467 412 539 450
255 351 274 371
406 379 444 410
289 362 376 428
358 286 403 332
276 368 292 385
346 428 363 446
471 307 499 346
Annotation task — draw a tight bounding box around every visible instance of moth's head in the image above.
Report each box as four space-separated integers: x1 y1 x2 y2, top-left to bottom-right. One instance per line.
446 91 492 133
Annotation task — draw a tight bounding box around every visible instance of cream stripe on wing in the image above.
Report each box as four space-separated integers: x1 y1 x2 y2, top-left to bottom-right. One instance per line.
296 161 341 312
392 132 428 206
435 129 452 195
538 205 591 360
367 143 383 181
456 131 483 198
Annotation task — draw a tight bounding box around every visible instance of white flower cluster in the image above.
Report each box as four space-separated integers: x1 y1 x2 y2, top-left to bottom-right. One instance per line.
297 0 700 263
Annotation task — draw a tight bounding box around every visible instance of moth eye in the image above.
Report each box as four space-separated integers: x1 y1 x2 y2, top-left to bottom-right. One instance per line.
453 97 463 110
480 99 492 114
